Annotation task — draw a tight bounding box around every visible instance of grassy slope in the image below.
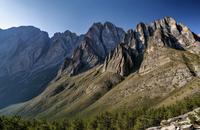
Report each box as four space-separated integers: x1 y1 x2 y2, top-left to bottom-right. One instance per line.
0 66 124 119
78 49 200 117
156 77 200 107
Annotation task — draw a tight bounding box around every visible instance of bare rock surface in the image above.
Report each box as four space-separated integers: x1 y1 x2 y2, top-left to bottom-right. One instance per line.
58 22 125 76
146 108 200 130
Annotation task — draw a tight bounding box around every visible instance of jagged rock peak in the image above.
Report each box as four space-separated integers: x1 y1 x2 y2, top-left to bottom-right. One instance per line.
132 17 197 52
49 30 82 60
64 30 77 35
102 43 137 76
52 30 78 39
103 16 200 77
151 16 176 29
57 37 102 77
88 21 117 30
57 22 125 76
85 21 125 57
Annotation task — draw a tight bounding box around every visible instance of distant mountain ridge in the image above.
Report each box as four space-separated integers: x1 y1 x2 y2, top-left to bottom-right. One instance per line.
1 17 200 120
0 26 82 108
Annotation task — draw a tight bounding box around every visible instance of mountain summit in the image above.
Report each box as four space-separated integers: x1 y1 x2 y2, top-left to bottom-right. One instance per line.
57 22 125 77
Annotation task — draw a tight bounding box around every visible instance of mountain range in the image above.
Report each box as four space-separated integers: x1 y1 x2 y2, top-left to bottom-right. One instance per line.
0 26 83 108
0 17 200 120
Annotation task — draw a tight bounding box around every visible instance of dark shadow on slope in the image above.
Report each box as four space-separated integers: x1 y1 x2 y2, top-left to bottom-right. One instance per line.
0 65 60 109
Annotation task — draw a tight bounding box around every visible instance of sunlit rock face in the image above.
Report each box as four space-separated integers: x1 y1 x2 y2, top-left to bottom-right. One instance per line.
103 17 200 76
102 43 137 76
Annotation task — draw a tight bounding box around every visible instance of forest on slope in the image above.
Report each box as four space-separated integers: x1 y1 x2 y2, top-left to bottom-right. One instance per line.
0 93 200 130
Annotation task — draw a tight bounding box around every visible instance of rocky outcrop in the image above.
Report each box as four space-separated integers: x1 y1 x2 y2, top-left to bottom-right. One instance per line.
134 17 198 51
138 17 200 74
102 43 137 76
149 17 199 51
58 22 125 76
146 108 200 130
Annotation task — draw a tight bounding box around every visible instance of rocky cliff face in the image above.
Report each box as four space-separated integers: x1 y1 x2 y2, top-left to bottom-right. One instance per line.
0 26 50 76
0 26 52 108
42 31 84 66
138 17 200 74
103 17 200 76
58 22 125 76
102 43 137 76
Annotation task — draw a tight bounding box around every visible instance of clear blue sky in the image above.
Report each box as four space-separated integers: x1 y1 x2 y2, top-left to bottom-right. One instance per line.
0 0 199 36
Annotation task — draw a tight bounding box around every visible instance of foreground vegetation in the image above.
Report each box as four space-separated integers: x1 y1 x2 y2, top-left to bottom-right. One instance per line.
0 94 200 130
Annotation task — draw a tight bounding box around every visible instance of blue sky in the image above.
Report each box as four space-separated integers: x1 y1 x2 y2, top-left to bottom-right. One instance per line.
0 0 199 36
